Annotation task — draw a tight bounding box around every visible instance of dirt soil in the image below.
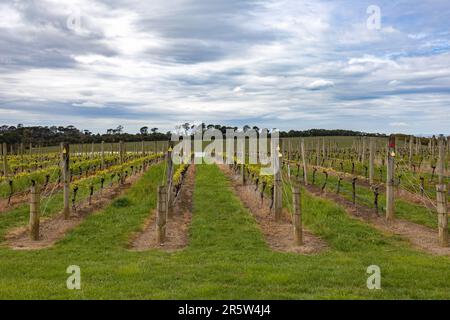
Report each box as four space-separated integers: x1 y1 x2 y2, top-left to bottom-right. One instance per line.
5 172 145 250
129 165 195 252
219 165 327 254
0 181 64 214
305 183 450 256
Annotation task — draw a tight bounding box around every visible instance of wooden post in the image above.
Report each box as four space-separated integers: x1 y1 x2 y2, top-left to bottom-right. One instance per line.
437 135 445 185
166 144 174 217
20 142 24 172
322 137 326 163
436 135 448 246
101 141 105 169
415 137 419 155
90 142 94 159
61 143 70 220
361 137 366 164
292 186 303 246
141 140 145 155
156 185 167 244
409 136 413 167
369 137 375 185
2 143 8 176
273 145 283 222
29 181 40 240
316 139 320 166
386 135 395 222
436 184 448 247
300 138 308 185
119 141 124 164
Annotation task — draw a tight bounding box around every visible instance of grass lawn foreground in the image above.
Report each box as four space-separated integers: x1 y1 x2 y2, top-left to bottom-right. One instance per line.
0 164 449 299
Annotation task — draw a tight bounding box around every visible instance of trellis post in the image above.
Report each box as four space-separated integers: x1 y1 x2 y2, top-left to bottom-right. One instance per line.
362 137 366 164
2 143 8 177
156 185 167 244
166 143 174 217
273 144 283 222
292 186 303 246
119 140 124 164
436 135 448 246
101 141 105 169
386 135 395 222
369 137 375 185
61 143 70 220
300 138 308 185
409 136 413 167
29 181 40 240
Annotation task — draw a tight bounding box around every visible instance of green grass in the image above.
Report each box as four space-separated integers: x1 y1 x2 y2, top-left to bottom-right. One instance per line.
0 164 449 299
299 166 447 232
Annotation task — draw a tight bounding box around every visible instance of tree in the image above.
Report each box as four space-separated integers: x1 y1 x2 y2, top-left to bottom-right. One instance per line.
182 123 190 134
150 127 158 134
140 126 148 135
116 125 124 134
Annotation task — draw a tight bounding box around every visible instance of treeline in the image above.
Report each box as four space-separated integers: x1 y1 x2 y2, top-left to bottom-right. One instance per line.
280 129 386 138
0 125 170 146
0 123 387 146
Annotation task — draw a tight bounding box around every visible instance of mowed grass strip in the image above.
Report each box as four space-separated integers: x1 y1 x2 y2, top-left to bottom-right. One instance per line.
0 164 449 299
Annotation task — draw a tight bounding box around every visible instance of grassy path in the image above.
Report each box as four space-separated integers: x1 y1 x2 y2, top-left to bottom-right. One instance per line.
0 164 450 299
297 166 445 231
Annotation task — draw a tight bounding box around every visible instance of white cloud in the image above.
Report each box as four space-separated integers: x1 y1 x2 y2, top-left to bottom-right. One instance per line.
0 0 449 134
306 79 334 90
390 122 408 127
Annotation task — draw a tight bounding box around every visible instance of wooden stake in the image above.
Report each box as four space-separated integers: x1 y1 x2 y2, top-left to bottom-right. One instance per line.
300 138 308 185
20 142 24 172
156 185 167 244
292 186 303 246
362 137 366 164
101 141 105 169
436 184 448 247
369 137 375 185
61 143 70 220
119 141 124 164
273 144 282 222
436 135 448 246
322 137 326 162
166 145 174 217
409 136 413 167
438 135 445 185
386 135 395 222
2 143 8 176
316 139 320 166
29 182 40 240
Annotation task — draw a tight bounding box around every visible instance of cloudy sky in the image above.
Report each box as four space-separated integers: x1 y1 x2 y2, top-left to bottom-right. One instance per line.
0 0 449 134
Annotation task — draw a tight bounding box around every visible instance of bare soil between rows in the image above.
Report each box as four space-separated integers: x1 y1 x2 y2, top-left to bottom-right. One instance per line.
5 172 145 250
129 165 195 252
219 165 327 255
305 183 450 256
0 182 63 214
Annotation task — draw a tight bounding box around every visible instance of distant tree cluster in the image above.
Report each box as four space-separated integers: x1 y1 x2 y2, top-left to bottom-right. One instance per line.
0 124 170 146
174 123 386 138
0 123 386 146
279 129 387 138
